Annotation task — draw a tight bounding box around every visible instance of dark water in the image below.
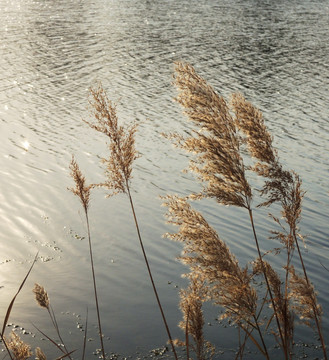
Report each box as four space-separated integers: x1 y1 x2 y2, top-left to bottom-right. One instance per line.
1 0 329 358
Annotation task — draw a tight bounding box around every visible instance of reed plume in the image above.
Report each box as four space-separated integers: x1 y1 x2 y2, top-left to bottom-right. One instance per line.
68 156 92 212
6 332 32 360
289 266 322 325
33 283 50 309
162 195 270 357
35 347 47 360
163 195 257 324
85 83 138 196
170 62 284 357
172 62 251 209
253 259 294 350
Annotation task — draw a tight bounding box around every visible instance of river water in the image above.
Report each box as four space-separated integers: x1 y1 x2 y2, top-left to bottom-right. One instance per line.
1 0 329 358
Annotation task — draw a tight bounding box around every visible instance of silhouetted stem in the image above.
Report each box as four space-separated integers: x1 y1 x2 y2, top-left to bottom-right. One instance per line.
1 337 14 360
185 307 190 360
253 315 270 360
283 232 294 359
47 306 72 360
248 208 287 360
126 183 178 360
293 231 327 360
84 210 106 360
81 308 88 360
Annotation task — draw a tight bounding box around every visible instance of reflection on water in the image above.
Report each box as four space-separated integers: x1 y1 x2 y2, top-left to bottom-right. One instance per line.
1 0 329 358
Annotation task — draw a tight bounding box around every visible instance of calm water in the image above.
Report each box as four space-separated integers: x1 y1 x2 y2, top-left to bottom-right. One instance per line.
1 0 329 358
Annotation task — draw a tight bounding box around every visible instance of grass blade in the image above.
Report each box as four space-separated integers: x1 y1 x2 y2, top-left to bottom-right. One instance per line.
1 252 38 337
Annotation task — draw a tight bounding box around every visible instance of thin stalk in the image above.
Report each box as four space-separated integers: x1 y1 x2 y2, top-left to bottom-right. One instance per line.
283 234 294 360
252 315 270 360
81 308 88 360
293 231 327 360
84 210 106 360
0 337 14 360
235 326 244 360
126 183 178 360
185 306 190 360
32 322 68 356
47 305 72 360
248 208 288 360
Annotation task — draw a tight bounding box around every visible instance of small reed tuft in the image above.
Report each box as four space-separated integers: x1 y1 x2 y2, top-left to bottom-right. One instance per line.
178 272 214 360
33 283 50 309
6 331 32 360
35 347 47 360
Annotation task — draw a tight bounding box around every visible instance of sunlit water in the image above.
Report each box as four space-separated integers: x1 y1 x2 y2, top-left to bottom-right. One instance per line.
0 0 329 358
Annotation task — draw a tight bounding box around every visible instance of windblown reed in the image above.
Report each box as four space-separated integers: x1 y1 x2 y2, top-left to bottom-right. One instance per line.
163 61 326 359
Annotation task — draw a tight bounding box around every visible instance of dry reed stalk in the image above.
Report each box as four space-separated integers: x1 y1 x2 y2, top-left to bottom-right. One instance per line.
162 195 270 358
84 83 178 360
69 157 106 360
231 93 327 358
170 62 286 357
169 61 326 359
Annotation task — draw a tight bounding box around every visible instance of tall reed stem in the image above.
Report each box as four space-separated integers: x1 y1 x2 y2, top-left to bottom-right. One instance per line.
252 315 270 360
126 183 178 360
248 207 288 360
47 306 72 360
293 231 327 360
84 210 106 360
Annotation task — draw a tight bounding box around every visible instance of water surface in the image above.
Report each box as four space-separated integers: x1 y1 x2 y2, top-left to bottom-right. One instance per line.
1 0 329 358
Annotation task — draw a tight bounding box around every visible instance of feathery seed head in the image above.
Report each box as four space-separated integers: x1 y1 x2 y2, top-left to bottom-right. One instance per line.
6 331 32 360
35 347 47 360
231 93 276 165
162 195 257 324
33 283 50 309
85 83 138 196
69 156 92 211
172 62 252 208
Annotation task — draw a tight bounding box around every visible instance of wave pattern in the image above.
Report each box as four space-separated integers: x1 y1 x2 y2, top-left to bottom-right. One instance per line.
0 0 329 357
